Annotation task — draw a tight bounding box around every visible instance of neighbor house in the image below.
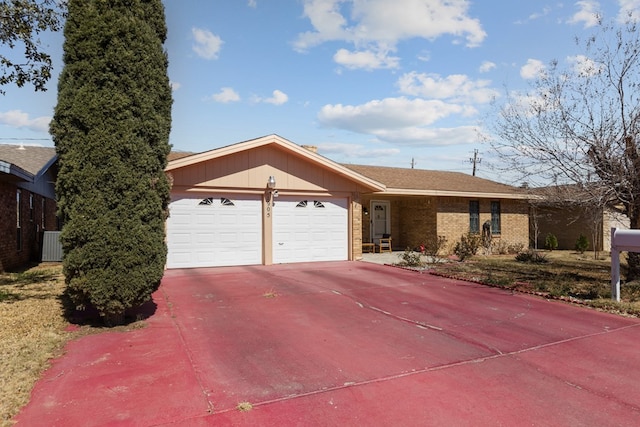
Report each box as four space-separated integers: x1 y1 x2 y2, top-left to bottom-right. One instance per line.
529 185 629 252
0 145 59 272
164 135 531 268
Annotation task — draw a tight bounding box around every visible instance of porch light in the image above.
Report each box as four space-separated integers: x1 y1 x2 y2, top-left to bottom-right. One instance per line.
267 175 276 189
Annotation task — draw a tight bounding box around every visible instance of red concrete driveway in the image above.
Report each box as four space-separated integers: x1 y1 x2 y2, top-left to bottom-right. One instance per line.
16 262 640 426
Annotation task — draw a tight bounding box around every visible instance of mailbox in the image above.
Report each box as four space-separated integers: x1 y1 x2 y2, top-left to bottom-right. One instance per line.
611 227 640 302
611 228 640 251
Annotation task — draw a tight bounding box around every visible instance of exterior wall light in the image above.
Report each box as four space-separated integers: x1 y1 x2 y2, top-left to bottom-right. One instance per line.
267 175 276 189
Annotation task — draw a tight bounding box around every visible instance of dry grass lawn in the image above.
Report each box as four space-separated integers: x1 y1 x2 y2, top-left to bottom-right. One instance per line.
0 264 69 426
430 250 640 317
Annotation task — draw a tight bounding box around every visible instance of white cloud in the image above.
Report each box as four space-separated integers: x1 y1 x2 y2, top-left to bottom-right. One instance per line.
567 0 601 28
253 90 289 105
170 81 181 91
0 110 50 133
318 142 400 158
375 126 479 146
192 27 223 60
318 98 465 133
212 87 241 103
567 54 603 77
520 59 546 79
397 72 499 104
617 0 640 22
479 61 496 73
294 0 486 69
528 6 551 21
333 48 399 70
248 0 257 7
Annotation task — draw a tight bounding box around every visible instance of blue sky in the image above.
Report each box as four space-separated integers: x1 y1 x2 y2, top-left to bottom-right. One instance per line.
1 0 638 183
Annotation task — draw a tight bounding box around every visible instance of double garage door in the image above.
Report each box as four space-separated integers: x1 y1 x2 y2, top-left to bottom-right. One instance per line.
166 194 348 268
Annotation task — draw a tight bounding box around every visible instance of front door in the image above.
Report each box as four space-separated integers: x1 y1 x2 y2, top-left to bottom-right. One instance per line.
371 200 390 243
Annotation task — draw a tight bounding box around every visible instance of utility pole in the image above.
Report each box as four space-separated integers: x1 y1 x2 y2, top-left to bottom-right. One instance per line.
411 158 416 169
469 149 481 176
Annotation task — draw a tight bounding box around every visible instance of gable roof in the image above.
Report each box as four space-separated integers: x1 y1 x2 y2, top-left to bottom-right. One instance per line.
343 164 530 199
166 134 386 192
0 145 57 182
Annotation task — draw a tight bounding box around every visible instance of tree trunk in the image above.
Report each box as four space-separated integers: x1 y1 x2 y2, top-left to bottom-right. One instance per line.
627 208 640 281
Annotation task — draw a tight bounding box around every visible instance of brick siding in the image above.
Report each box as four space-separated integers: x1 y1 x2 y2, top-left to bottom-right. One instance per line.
0 180 58 272
361 195 529 255
533 205 629 252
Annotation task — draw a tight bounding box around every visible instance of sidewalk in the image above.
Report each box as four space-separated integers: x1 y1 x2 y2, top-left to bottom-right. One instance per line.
359 250 441 266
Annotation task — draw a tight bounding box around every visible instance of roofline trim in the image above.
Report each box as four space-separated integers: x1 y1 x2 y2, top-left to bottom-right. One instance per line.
166 134 386 192
0 160 33 182
370 187 534 199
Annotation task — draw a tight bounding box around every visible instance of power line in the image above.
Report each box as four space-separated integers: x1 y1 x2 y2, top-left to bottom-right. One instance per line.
0 137 51 141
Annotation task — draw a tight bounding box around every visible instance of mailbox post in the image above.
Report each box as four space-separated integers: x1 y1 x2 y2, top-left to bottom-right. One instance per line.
610 227 640 301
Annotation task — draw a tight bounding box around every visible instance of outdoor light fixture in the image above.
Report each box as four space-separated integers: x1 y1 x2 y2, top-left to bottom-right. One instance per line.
267 175 276 189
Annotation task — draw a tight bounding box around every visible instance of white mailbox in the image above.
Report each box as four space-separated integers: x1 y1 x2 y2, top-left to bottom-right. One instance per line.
611 228 640 301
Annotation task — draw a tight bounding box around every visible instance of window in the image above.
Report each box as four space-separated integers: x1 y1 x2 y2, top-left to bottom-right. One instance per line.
296 200 325 208
42 199 46 230
220 197 234 206
491 201 501 235
469 200 480 234
199 197 214 205
16 190 22 251
29 193 34 221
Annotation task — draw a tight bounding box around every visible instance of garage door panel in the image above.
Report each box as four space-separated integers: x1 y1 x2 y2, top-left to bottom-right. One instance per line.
273 197 348 264
166 195 262 268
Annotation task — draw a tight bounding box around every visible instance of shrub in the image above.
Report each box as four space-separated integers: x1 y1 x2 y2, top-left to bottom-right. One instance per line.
423 235 447 257
493 239 509 255
545 233 558 251
507 242 526 254
453 232 482 261
398 247 424 267
575 234 589 254
515 249 548 263
51 0 172 325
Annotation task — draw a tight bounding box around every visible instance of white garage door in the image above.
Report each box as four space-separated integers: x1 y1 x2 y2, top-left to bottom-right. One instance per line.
273 197 348 263
166 195 262 268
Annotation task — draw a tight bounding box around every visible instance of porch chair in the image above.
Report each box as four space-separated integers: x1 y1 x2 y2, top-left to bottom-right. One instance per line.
379 234 392 253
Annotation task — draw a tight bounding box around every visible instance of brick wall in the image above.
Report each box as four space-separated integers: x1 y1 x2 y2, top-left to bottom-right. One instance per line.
351 193 363 259
0 180 58 272
359 195 529 255
437 197 529 254
396 197 437 250
533 205 629 251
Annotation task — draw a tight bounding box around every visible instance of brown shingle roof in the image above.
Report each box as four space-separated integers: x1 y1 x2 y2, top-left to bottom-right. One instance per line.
168 151 194 162
0 144 56 176
343 164 526 197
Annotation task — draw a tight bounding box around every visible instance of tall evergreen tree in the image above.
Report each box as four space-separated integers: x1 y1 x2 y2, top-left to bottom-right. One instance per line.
51 0 172 325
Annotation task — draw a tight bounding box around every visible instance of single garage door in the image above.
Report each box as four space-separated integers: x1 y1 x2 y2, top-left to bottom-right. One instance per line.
166 195 262 268
273 197 348 263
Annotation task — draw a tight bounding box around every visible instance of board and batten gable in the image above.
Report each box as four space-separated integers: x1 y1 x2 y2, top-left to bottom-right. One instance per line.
169 144 375 195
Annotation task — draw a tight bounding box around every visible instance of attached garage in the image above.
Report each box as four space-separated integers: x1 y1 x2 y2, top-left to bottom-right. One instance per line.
166 194 262 268
165 135 385 269
273 197 348 263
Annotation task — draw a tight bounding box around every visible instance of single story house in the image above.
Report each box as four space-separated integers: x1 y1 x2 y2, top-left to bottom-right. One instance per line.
529 185 629 252
165 135 531 268
0 145 59 272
